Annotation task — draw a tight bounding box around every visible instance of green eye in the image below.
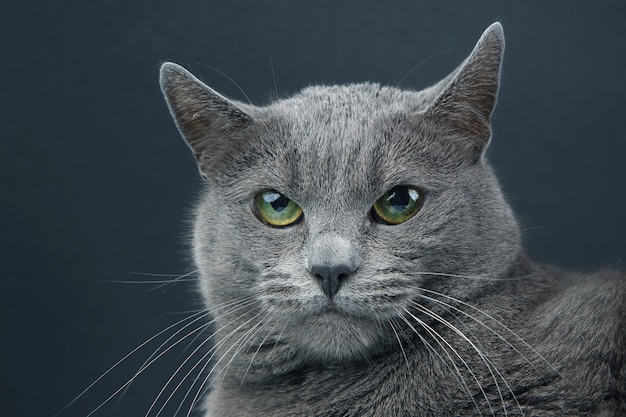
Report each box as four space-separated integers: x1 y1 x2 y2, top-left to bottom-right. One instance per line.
372 185 423 225
254 190 303 227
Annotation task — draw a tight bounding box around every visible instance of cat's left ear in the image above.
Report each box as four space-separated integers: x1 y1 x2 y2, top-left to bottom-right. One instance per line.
159 62 254 179
424 22 504 161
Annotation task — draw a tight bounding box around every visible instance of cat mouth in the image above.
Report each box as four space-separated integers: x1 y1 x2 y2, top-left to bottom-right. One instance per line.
308 303 342 319
314 302 367 321
289 299 347 321
322 302 340 312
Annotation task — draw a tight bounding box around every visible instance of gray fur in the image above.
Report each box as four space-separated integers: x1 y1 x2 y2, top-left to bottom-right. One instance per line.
160 23 625 416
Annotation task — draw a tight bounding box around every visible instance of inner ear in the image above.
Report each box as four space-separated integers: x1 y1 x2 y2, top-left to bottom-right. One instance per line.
159 62 254 177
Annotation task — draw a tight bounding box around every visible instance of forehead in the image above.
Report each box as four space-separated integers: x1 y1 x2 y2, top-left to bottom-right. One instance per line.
271 89 402 203
218 85 447 206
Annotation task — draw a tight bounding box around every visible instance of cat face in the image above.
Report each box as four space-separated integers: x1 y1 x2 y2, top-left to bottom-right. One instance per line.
161 23 521 368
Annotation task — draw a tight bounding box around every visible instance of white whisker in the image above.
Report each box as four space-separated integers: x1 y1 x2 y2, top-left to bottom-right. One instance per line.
178 311 267 417
54 309 207 417
415 290 549 384
121 297 257 402
147 328 215 417
196 63 253 105
418 287 560 378
240 319 280 385
215 315 270 388
130 271 196 277
395 50 452 87
84 315 212 417
95 270 198 292
148 300 261 417
263 39 279 97
411 303 519 416
98 279 195 284
387 318 411 374
399 307 485 416
411 271 537 282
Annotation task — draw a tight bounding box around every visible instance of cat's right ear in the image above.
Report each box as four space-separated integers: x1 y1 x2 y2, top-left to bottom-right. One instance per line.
159 62 253 179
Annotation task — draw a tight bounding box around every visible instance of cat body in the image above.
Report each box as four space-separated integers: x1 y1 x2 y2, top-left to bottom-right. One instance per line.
160 23 625 416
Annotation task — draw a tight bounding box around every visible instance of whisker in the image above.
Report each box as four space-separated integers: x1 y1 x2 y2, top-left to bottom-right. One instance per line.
196 63 253 105
215 315 270 388
94 270 199 295
271 322 289 356
202 318 289 415
88 299 251 415
146 299 260 417
97 279 196 284
410 271 537 282
169 332 241 417
418 287 560 378
387 318 411 374
54 309 207 417
263 38 279 98
142 270 198 293
181 310 267 417
393 310 445 370
154 309 257 416
147 328 216 417
414 291 549 384
120 297 257 401
411 303 519 416
174 297 258 357
240 319 281 385
399 307 485 416
520 224 555 232
84 315 212 417
395 50 452 87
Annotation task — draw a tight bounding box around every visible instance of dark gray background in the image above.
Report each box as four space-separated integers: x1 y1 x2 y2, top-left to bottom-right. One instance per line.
2 1 624 416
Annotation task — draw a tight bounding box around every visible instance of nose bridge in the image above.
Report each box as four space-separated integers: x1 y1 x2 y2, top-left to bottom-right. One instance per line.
304 196 364 267
307 232 358 270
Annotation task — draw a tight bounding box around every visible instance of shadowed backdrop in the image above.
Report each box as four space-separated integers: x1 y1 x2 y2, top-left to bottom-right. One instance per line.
1 1 624 416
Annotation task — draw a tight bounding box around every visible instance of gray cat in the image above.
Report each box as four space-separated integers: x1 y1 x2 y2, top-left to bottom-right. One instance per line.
159 23 625 416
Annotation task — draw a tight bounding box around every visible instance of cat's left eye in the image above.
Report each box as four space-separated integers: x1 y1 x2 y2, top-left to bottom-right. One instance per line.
254 190 303 227
371 185 423 225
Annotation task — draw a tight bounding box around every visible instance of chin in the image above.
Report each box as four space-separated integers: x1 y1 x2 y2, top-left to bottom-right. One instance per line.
288 309 386 363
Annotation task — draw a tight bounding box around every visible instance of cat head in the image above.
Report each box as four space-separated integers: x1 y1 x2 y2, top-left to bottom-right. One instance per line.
160 23 522 369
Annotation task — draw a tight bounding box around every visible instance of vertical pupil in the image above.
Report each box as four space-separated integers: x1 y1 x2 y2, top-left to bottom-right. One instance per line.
263 192 289 212
271 196 288 212
386 187 417 212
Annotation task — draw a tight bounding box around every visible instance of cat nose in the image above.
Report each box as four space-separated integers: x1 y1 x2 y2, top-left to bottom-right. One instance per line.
310 263 355 298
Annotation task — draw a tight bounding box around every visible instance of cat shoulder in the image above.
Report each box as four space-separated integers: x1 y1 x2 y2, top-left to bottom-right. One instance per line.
562 268 625 322
537 268 625 341
533 268 625 401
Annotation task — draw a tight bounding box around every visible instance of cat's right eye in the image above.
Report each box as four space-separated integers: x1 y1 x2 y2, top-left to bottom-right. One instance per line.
254 190 303 227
